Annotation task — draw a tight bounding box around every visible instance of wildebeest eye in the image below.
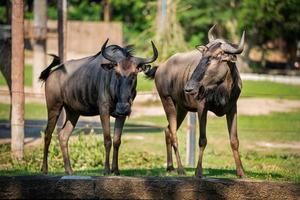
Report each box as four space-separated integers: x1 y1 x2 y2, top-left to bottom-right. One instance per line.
101 63 116 70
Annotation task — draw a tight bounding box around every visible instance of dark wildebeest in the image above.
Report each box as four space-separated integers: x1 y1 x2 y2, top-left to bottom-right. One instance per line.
40 39 158 175
145 25 245 177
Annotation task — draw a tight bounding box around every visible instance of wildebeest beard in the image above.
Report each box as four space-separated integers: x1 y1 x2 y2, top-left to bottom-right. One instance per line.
200 83 229 107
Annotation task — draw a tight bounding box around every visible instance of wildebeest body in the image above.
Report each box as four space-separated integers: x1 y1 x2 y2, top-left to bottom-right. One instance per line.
147 26 245 177
41 40 158 175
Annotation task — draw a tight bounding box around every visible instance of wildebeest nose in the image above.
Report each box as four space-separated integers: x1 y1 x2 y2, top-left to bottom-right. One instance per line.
184 85 194 93
116 103 131 115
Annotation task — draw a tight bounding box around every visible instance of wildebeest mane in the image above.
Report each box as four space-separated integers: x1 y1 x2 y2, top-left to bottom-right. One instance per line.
120 44 135 57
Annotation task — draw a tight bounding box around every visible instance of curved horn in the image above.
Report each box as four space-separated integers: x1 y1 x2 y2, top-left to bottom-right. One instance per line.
208 24 216 42
221 31 245 54
101 38 118 62
136 41 158 64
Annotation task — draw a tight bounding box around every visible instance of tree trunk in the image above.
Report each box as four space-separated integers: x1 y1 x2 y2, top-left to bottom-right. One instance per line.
11 0 24 160
102 0 110 22
33 0 47 94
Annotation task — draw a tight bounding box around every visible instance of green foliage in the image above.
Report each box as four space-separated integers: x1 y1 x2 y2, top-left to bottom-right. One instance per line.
0 6 6 24
68 1 102 21
238 0 300 44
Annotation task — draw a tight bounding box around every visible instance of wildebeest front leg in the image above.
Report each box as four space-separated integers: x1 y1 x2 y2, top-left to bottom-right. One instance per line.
226 103 245 178
111 116 126 175
58 109 79 175
195 105 207 178
100 114 112 175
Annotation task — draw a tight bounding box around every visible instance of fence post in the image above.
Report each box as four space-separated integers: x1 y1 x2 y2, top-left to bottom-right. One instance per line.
56 0 67 129
11 0 24 160
186 112 196 166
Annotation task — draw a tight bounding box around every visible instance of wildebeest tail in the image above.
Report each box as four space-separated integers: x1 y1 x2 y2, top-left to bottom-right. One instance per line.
39 54 61 81
144 66 158 80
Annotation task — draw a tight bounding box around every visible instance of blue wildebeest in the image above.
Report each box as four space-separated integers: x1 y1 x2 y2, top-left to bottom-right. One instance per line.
145 26 245 177
40 39 158 175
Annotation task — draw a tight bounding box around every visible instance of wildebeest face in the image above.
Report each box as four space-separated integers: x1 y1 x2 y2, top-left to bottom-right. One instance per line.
184 50 234 100
101 39 158 116
184 26 245 100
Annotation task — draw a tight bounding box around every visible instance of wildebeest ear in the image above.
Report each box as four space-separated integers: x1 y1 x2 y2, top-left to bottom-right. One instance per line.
220 54 237 63
137 64 151 73
101 63 117 70
196 45 208 53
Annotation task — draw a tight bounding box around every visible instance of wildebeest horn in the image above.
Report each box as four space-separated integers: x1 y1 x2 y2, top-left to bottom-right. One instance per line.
101 38 122 62
136 41 158 64
220 31 245 54
208 24 216 42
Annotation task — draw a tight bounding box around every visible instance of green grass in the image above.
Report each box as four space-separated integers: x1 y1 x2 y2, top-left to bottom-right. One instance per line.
0 103 47 120
0 64 32 87
137 74 155 92
241 81 300 99
0 110 299 182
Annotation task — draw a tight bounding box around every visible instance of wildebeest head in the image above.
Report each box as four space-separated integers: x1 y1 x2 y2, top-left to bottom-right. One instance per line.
101 39 158 117
184 25 245 100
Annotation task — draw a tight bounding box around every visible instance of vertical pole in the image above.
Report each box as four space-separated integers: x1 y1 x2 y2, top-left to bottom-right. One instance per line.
33 0 47 94
11 0 24 160
103 0 110 22
186 112 196 166
57 0 67 129
58 0 67 62
157 0 167 36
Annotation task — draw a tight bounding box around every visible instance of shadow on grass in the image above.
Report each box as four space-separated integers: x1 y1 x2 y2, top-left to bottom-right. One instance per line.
0 167 285 181
74 167 284 180
0 119 163 141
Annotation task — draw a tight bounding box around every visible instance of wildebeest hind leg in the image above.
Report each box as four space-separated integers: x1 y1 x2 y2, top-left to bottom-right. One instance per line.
41 103 63 174
58 108 79 175
161 96 185 175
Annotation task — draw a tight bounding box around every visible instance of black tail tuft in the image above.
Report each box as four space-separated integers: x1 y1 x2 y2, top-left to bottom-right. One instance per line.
39 54 61 81
144 66 158 80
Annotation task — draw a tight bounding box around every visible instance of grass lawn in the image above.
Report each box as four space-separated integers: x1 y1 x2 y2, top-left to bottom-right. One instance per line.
0 64 32 87
0 108 299 182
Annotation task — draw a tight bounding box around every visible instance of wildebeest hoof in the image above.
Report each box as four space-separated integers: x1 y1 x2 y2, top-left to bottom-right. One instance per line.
111 169 120 176
177 168 186 175
236 169 245 178
41 167 48 175
195 171 203 178
166 166 175 172
103 169 111 175
65 169 74 175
